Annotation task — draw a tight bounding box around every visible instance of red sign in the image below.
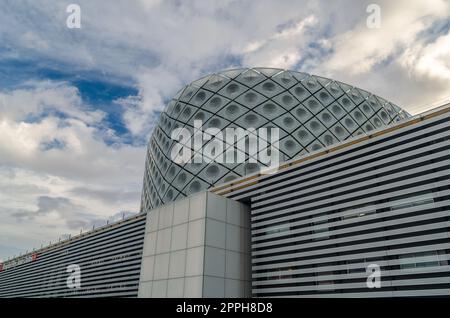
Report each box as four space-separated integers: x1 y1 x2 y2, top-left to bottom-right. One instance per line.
0 263 3 272
31 253 38 261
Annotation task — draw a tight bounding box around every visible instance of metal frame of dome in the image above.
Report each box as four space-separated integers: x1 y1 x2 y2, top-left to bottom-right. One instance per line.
140 67 410 211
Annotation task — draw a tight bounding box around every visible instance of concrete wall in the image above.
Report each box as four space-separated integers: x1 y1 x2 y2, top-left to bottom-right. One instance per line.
138 192 251 297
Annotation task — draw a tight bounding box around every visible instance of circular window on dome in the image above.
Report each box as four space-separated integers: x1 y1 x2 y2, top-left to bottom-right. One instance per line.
341 97 351 107
334 125 346 138
373 117 382 127
294 86 306 98
344 117 356 129
283 116 295 127
182 107 191 119
177 173 187 185
262 81 276 92
209 96 222 108
323 134 334 146
208 118 221 128
379 110 389 121
168 166 176 177
165 189 173 201
244 113 258 125
331 104 343 116
284 139 296 150
189 180 201 194
262 103 276 115
194 111 205 121
329 83 340 94
318 91 331 102
305 79 317 90
226 83 239 94
321 112 333 125
297 129 309 140
311 143 323 151
244 92 257 103
296 107 309 121
195 91 206 103
362 103 372 114
365 123 374 131
282 94 294 105
309 120 321 132
307 99 320 112
174 103 182 114
206 165 219 178
226 104 239 116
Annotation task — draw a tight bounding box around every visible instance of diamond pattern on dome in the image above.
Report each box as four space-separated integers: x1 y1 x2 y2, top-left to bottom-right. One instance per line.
325 81 345 99
289 83 311 102
234 90 266 108
315 88 334 107
291 104 314 123
254 101 287 120
271 92 299 111
140 67 411 211
216 103 248 121
234 111 268 129
234 69 266 87
190 89 214 107
253 79 285 98
328 102 346 120
271 71 297 89
272 113 301 133
317 109 337 128
292 126 315 147
338 94 357 112
203 74 230 91
218 81 248 99
301 76 321 94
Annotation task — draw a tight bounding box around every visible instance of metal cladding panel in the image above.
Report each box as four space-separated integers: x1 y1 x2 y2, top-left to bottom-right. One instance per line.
0 214 147 298
214 106 450 297
140 68 410 211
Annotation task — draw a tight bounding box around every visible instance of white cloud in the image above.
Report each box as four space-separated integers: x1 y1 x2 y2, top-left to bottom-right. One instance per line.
321 0 450 75
240 15 318 69
0 80 104 124
0 82 145 259
401 31 450 81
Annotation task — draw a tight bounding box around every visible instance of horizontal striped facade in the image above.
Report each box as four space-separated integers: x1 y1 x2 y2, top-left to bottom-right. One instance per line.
0 214 147 298
213 105 450 297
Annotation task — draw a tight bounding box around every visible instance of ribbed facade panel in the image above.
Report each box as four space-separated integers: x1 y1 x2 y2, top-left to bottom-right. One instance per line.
0 214 147 298
218 108 450 297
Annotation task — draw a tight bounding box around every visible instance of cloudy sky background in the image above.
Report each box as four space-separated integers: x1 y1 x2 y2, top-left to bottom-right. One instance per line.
0 0 449 261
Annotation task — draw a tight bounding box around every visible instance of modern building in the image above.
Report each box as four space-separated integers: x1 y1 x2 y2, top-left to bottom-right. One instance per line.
141 68 409 211
1 68 449 297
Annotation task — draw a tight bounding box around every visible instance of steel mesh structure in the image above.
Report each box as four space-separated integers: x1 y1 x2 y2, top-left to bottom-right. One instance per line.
141 68 410 211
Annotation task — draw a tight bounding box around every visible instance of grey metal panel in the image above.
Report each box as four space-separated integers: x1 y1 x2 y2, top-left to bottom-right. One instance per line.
0 214 147 298
251 144 450 207
252 180 450 227
240 109 450 297
253 196 450 238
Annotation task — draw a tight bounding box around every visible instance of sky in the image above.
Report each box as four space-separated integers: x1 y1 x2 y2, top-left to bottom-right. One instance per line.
0 0 449 261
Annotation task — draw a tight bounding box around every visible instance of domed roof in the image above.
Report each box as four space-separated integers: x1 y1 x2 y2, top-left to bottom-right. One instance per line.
141 67 410 210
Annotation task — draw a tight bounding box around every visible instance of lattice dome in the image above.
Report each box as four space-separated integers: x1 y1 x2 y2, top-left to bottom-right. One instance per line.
140 68 410 210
